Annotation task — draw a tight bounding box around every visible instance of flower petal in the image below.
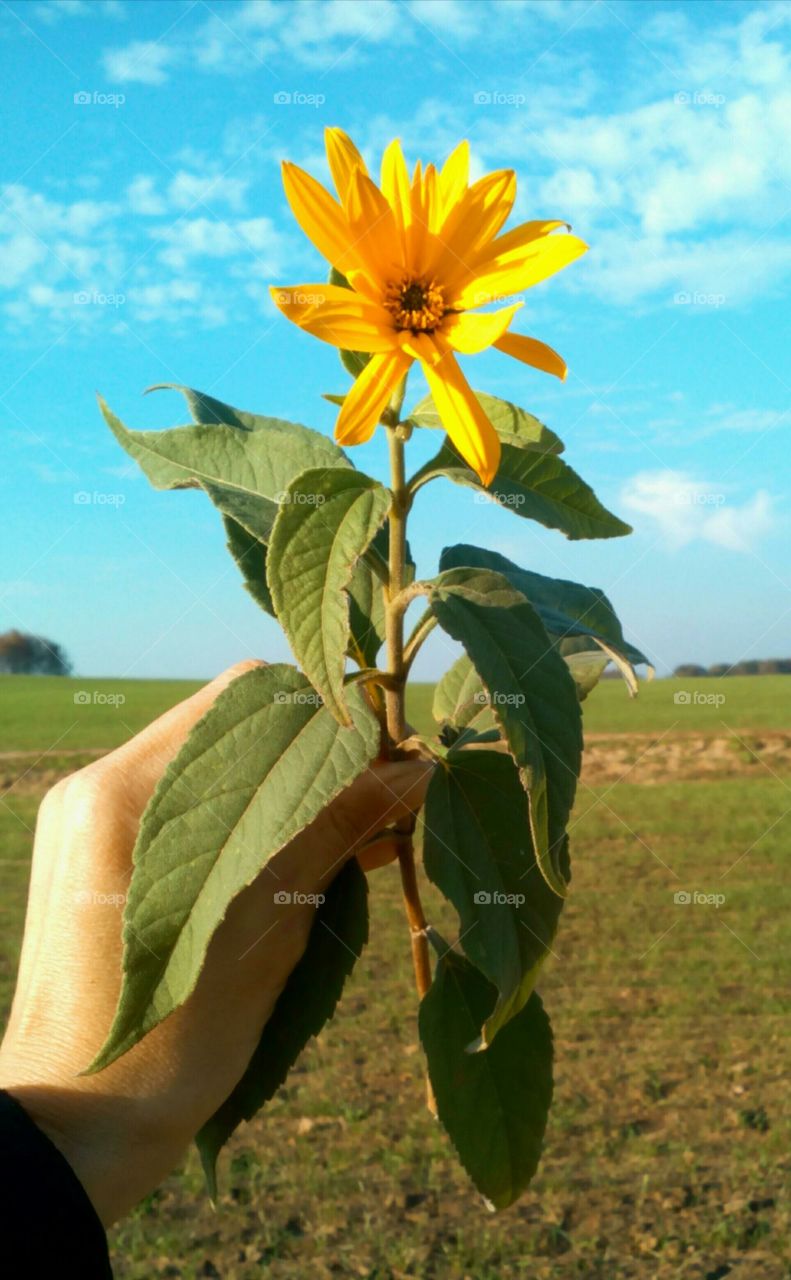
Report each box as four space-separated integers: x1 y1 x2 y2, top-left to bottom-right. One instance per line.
270 285 395 352
494 331 568 381
335 348 412 445
325 127 367 199
381 138 411 229
418 341 501 485
430 169 516 281
445 218 568 296
281 162 377 293
406 162 443 275
344 167 404 287
455 233 588 308
439 139 469 214
442 302 523 355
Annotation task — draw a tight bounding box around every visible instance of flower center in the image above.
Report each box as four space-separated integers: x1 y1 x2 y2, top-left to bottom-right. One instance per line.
384 276 446 332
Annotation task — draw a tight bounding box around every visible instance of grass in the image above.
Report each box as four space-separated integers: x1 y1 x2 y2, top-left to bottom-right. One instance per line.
1 673 790 1277
2 672 788 754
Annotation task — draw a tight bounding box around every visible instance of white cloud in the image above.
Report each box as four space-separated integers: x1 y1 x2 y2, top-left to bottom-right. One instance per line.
1 186 117 238
32 0 88 23
155 216 282 270
0 233 46 288
102 0 570 85
621 469 774 551
127 176 166 216
166 171 248 212
103 39 176 84
33 0 124 20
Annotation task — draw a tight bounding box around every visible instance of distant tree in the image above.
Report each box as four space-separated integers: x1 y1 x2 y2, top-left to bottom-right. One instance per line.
673 663 708 677
707 663 731 677
0 630 72 675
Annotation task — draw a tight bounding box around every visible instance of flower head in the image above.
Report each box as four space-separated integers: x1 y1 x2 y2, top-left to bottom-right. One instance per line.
271 128 587 484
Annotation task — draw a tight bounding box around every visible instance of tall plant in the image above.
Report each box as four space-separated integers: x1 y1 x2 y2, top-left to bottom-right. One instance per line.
90 129 649 1209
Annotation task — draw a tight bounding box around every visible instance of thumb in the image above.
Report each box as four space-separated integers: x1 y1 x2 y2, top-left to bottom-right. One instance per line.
330 759 434 859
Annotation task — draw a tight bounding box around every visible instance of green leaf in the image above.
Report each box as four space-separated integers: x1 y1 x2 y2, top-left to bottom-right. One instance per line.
328 268 372 378
419 951 553 1210
223 515 274 615
409 390 564 454
432 654 490 732
440 544 650 682
196 857 368 1197
418 750 562 1044
427 568 582 896
99 395 349 543
146 383 274 430
347 558 386 669
89 664 379 1072
410 414 631 542
267 469 391 725
561 643 611 700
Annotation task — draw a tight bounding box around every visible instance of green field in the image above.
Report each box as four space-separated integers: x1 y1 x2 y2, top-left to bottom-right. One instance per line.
2 673 788 753
1 673 790 1278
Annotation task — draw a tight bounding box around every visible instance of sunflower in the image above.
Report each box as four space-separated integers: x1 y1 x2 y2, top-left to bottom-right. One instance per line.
270 128 587 485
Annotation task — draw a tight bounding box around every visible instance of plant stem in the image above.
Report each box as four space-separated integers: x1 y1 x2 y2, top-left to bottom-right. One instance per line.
384 426 432 1004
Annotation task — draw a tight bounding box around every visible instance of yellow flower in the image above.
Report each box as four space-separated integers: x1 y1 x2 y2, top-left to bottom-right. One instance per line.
271 128 587 485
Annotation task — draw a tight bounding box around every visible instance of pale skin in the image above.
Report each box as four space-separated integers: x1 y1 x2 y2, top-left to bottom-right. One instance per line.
0 661 432 1227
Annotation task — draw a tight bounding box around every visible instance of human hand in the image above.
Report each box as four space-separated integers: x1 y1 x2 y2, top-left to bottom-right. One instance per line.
0 662 432 1225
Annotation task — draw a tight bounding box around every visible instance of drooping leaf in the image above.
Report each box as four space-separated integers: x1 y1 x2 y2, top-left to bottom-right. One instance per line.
223 515 274 615
432 654 489 732
409 390 564 454
427 567 583 896
410 411 630 541
99 396 349 543
418 750 562 1044
267 469 391 724
329 267 373 378
196 857 368 1197
89 665 379 1072
560 641 611 700
419 951 553 1210
440 544 651 687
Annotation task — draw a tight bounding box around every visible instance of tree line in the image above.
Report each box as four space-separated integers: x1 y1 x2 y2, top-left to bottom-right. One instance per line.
674 659 791 677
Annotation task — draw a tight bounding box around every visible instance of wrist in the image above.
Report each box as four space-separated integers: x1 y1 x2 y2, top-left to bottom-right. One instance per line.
0 1069 183 1225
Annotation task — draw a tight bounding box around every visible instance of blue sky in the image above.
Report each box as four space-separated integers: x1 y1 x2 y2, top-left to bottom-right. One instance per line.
1 0 789 681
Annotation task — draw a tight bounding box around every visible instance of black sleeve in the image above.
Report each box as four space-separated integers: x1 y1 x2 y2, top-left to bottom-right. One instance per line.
0 1089 113 1278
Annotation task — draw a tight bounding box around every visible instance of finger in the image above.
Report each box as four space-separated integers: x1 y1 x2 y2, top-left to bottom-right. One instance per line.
357 834 403 872
328 759 434 859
